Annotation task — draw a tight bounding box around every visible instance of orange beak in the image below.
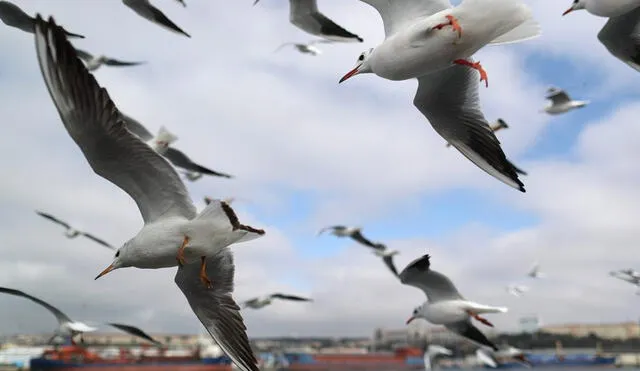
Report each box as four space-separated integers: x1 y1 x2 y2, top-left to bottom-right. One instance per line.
406 316 416 325
562 7 574 16
339 66 360 83
94 264 115 280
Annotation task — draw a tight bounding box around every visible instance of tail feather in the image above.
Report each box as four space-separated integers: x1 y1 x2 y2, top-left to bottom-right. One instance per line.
469 303 508 314
195 199 265 246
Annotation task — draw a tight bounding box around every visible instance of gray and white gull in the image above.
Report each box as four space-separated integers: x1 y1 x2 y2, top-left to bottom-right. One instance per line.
275 39 333 56
542 87 589 115
74 48 146 72
242 293 313 310
35 210 114 249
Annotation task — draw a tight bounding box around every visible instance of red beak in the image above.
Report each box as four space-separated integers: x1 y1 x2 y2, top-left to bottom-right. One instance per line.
339 66 360 83
406 316 416 325
562 7 573 16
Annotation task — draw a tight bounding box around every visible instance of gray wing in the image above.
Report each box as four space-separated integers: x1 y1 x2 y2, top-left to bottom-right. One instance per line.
382 255 399 276
241 298 261 308
174 250 259 371
414 66 525 192
358 0 451 37
34 15 197 224
122 0 190 38
399 254 464 302
546 89 571 105
350 230 379 248
73 48 94 62
108 323 162 345
120 112 154 141
103 57 146 67
446 321 498 351
289 0 363 42
508 160 528 176
80 232 115 249
35 210 71 229
317 225 345 235
174 0 186 7
0 1 83 37
164 148 234 178
0 287 72 325
598 7 640 72
269 293 313 302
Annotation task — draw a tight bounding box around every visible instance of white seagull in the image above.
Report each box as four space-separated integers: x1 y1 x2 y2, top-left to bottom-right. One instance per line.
0 287 161 346
254 0 363 43
120 113 234 179
35 210 114 249
242 293 313 309
34 16 263 371
542 87 589 115
562 0 640 18
527 262 545 279
122 0 190 38
505 284 529 297
74 48 146 72
477 346 531 368
401 254 507 351
339 0 540 192
424 345 453 371
0 1 83 38
275 39 333 56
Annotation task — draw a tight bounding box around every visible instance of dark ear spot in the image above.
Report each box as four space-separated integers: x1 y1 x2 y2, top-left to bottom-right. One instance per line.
115 250 120 258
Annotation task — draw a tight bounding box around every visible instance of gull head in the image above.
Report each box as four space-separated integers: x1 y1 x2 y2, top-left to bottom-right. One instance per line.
339 48 374 83
563 0 585 16
406 305 426 325
95 244 130 280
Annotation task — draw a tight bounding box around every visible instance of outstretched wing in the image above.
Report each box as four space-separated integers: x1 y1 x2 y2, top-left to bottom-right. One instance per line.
0 287 72 324
108 323 162 345
81 232 115 249
270 293 313 302
399 254 464 302
35 210 71 229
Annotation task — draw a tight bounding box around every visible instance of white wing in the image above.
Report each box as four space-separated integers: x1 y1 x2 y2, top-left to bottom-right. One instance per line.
399 255 464 302
358 0 451 37
34 15 197 224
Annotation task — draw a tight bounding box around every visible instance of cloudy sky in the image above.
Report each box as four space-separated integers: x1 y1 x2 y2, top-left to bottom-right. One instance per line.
0 0 639 339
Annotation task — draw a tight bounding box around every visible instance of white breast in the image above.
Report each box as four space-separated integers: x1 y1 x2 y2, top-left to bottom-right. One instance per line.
424 301 469 324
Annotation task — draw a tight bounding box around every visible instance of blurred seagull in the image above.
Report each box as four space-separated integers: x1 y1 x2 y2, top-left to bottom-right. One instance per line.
477 347 531 368
527 262 545 279
317 225 381 248
275 39 333 56
424 345 453 370
254 0 363 43
505 284 529 297
242 293 313 309
122 0 190 37
74 48 145 72
401 254 507 351
121 114 234 179
35 210 114 249
0 1 83 38
0 287 161 346
610 270 640 285
34 16 263 371
542 87 589 115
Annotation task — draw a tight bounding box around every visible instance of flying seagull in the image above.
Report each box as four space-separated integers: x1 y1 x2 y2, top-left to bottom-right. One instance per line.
542 87 589 115
424 345 453 371
242 293 313 309
254 0 363 43
401 254 506 351
477 346 532 368
275 39 333 56
505 284 529 297
120 114 234 179
0 287 161 346
527 262 545 279
34 16 263 371
610 269 640 294
122 0 190 37
338 0 539 192
0 1 83 38
74 48 145 72
35 210 114 249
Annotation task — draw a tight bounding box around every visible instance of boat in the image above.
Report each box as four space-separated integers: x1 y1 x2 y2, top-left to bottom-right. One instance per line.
266 347 426 370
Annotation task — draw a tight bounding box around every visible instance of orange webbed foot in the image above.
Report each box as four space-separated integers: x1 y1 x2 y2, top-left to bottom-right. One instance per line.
199 256 213 289
432 15 462 38
176 236 190 266
453 59 488 87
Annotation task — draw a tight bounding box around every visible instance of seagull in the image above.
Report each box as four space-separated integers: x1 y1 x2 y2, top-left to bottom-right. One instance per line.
505 284 529 297
610 270 640 285
34 16 263 371
620 269 640 279
477 347 531 368
275 39 333 56
424 345 453 371
120 113 234 179
542 87 589 115
317 225 381 248
242 293 313 309
74 48 145 72
597 7 640 72
35 210 114 249
254 0 363 43
339 1 539 192
562 0 640 18
0 1 84 38
0 287 161 346
527 262 545 279
401 254 507 351
122 0 190 38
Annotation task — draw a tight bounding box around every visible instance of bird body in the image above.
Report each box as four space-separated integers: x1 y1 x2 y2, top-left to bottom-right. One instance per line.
543 88 589 115
75 49 145 72
563 0 640 18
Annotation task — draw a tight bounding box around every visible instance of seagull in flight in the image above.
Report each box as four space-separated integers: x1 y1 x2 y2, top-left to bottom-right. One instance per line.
317 225 381 248
505 284 529 297
122 0 190 37
35 210 114 249
610 269 640 294
424 345 453 371
74 48 145 72
542 87 589 115
242 293 313 309
401 254 507 351
0 1 84 38
527 262 545 279
0 287 161 346
275 39 333 56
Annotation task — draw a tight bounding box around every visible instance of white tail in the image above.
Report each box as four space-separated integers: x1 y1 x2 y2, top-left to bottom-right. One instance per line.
156 126 179 145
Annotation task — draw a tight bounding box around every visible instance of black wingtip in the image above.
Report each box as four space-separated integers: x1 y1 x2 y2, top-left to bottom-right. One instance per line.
407 254 431 272
357 36 364 42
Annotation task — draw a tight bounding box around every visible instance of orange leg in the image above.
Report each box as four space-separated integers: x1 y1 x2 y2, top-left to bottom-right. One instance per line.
467 310 494 327
453 59 488 87
176 236 190 266
432 15 462 38
199 256 212 289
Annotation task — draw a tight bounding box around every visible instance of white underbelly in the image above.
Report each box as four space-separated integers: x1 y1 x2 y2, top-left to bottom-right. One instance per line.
425 302 469 324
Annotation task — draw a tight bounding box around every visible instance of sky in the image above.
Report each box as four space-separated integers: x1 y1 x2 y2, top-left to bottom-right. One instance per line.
0 0 639 339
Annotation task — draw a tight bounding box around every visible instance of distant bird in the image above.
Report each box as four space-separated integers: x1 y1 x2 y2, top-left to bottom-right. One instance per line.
620 269 640 279
74 48 145 72
120 114 234 179
242 293 313 309
35 210 114 249
445 119 509 148
610 270 640 285
122 0 190 37
527 262 545 279
317 225 381 248
254 0 363 43
401 254 507 351
424 345 453 370
0 1 83 38
182 170 204 182
0 287 161 346
542 87 589 115
476 346 531 368
505 284 529 297
174 0 187 7
275 39 333 56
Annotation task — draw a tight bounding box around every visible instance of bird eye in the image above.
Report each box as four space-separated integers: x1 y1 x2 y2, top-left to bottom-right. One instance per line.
358 54 364 61
115 250 120 258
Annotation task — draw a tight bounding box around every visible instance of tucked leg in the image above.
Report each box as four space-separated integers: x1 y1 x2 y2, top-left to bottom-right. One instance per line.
432 15 462 38
466 310 495 327
176 236 190 266
199 256 212 289
453 59 488 87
